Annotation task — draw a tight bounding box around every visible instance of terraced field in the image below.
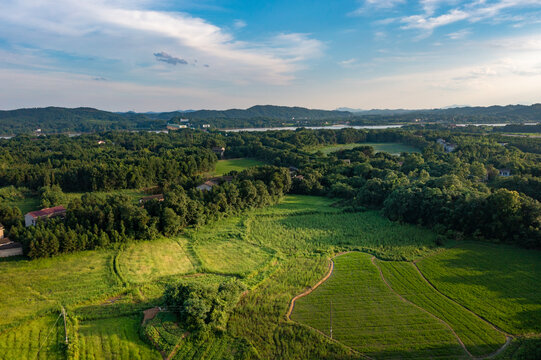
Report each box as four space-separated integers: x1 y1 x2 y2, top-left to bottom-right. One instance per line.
417 242 541 335
377 260 506 356
76 315 161 360
0 314 65 360
291 252 468 359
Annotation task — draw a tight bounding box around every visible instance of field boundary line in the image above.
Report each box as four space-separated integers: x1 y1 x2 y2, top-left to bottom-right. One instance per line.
411 262 513 358
371 256 474 359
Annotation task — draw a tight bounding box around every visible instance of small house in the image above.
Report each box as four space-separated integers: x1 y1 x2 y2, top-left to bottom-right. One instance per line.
202 124 211 128
196 180 219 192
97 140 106 145
212 146 226 159
342 159 351 165
24 206 67 227
436 138 457 153
498 169 511 177
0 224 23 258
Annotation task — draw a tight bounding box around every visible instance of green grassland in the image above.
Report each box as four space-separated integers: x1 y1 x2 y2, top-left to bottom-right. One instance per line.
417 242 541 335
0 250 121 330
117 237 195 283
307 142 420 155
211 158 265 176
75 315 161 360
377 260 506 356
291 252 467 359
0 314 65 360
1 195 539 359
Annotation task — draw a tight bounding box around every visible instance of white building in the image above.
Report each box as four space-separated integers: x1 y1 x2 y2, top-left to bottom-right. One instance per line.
24 206 67 227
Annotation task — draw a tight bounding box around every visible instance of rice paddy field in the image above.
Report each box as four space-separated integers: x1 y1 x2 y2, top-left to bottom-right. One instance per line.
307 142 420 155
1 195 539 359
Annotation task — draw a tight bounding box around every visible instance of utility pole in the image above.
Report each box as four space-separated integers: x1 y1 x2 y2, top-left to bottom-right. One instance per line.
330 299 333 339
61 306 68 344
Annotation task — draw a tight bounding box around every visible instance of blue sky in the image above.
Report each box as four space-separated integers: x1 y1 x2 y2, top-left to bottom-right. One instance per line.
1 0 541 111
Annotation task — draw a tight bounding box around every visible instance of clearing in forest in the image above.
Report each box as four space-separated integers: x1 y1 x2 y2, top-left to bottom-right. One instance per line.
307 142 420 155
211 158 265 176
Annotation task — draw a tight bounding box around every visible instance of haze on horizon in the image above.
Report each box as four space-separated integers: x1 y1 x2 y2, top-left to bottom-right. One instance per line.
1 0 541 112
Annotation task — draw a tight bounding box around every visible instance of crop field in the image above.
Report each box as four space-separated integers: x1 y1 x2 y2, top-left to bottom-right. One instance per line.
191 216 274 276
0 250 120 329
377 260 506 356
1 195 539 359
0 314 65 360
248 209 439 260
117 237 195 284
307 142 420 155
417 242 541 335
75 315 161 360
211 158 265 176
291 252 467 359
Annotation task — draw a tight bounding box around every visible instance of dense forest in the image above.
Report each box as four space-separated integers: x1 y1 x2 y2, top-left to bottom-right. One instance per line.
0 127 539 258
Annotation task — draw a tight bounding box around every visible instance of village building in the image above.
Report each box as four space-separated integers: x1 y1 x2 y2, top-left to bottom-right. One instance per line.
24 206 67 227
212 146 226 159
0 224 23 258
139 194 164 204
166 123 188 131
498 168 511 177
436 138 457 153
196 180 219 191
202 124 211 128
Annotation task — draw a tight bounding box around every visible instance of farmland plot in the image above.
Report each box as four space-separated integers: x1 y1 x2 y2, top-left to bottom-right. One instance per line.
418 242 541 335
291 252 467 359
377 260 506 356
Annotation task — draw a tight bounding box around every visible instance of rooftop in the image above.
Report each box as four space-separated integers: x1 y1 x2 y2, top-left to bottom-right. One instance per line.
26 205 67 218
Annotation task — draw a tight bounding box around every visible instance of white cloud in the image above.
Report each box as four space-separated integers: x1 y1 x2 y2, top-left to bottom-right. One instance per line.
350 0 405 16
0 0 323 85
233 19 247 29
399 0 541 35
447 28 471 39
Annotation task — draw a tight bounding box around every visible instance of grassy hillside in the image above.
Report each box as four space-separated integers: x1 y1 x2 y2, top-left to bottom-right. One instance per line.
418 242 541 335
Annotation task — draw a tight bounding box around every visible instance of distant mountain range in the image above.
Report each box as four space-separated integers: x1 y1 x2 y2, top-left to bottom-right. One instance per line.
0 104 539 135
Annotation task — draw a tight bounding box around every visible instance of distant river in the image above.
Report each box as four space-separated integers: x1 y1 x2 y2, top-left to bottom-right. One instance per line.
223 125 404 132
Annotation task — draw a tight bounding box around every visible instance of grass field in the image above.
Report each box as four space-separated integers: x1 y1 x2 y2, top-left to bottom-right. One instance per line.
307 142 420 155
0 314 65 360
1 195 539 359
211 158 265 176
377 260 506 356
191 216 274 276
76 315 161 360
117 237 195 284
291 252 467 359
417 242 541 335
0 250 121 329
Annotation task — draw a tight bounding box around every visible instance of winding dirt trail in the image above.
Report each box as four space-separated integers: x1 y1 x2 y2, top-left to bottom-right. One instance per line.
286 251 513 360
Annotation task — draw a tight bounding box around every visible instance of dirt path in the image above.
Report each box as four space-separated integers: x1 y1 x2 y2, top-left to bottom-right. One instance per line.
285 258 334 319
142 307 161 325
166 332 189 360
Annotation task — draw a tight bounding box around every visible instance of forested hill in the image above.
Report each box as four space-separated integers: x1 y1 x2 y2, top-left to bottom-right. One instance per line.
180 105 354 120
0 107 165 135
